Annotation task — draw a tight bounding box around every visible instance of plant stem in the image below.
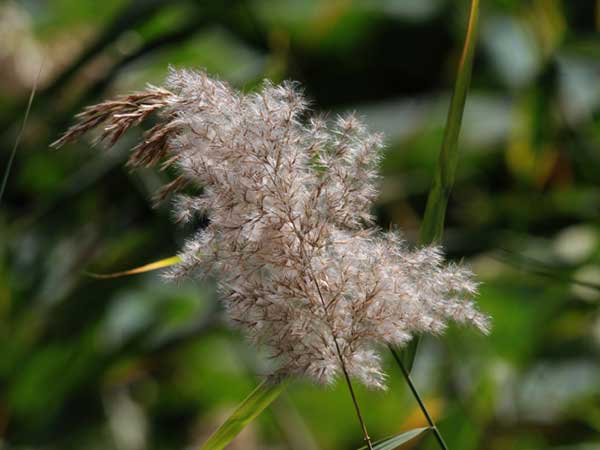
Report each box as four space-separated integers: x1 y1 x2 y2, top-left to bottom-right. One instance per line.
391 4 481 446
334 337 374 450
389 346 448 450
0 61 42 207
395 0 482 377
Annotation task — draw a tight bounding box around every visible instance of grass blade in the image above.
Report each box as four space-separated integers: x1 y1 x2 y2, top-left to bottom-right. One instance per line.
389 2 481 449
84 255 181 279
198 377 288 450
389 347 449 450
357 427 430 450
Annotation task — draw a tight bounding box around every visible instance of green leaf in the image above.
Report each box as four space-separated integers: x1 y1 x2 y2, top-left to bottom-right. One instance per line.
397 0 481 373
198 377 288 450
358 427 430 450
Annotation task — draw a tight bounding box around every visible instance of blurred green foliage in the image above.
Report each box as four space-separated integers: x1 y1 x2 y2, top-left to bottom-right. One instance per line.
1 0 600 449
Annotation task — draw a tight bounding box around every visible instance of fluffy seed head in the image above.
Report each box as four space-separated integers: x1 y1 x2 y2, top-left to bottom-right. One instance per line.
53 68 490 389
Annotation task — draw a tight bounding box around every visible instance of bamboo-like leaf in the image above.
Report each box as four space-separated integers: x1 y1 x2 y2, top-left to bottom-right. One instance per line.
85 255 181 279
419 0 480 246
199 377 288 450
399 0 481 374
358 427 430 450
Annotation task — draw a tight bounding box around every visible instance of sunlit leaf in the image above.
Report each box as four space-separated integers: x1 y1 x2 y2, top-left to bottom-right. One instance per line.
399 0 481 373
357 427 430 450
85 255 181 279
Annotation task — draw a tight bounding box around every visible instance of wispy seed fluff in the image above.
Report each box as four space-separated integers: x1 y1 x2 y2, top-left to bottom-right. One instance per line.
53 68 490 389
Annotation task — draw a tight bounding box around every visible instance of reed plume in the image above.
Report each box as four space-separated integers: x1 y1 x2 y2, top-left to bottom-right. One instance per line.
53 68 489 389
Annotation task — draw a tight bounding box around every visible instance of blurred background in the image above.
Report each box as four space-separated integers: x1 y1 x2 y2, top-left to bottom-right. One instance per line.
1 0 600 449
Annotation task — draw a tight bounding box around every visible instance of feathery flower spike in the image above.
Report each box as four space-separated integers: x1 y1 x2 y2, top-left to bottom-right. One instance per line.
53 68 490 389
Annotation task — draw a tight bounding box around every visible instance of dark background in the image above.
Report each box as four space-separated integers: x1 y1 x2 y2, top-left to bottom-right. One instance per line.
1 0 600 449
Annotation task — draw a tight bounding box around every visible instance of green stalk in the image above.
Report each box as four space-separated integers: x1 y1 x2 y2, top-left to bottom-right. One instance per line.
400 0 481 375
1 62 43 207
391 1 481 449
401 0 481 376
389 347 448 450
420 0 480 247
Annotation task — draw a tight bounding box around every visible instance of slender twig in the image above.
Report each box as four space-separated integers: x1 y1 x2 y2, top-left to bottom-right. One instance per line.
420 0 480 245
389 346 448 450
0 60 43 207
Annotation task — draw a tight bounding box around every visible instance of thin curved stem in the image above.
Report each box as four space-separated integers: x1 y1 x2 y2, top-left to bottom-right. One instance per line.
310 265 373 450
335 337 374 450
389 347 448 450
1 61 43 207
